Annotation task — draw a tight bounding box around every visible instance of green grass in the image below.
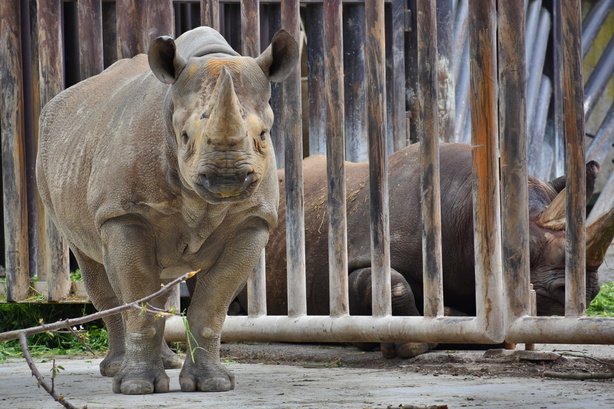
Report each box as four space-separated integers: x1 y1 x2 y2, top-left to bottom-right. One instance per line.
0 303 108 362
586 281 614 317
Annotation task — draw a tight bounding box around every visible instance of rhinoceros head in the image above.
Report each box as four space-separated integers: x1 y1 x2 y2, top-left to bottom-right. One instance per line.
528 161 614 315
148 29 298 203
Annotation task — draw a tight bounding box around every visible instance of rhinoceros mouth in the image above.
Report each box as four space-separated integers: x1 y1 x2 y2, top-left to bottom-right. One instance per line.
195 170 259 203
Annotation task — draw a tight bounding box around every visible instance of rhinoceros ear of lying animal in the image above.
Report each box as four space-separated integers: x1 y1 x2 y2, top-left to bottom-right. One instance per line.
254 29 299 82
148 36 187 84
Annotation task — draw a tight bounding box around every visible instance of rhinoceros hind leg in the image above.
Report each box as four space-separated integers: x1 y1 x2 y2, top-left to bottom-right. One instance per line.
71 249 126 377
161 341 183 369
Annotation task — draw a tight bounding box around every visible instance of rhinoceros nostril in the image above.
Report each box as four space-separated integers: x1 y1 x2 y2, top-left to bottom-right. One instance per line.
200 172 212 189
244 172 256 187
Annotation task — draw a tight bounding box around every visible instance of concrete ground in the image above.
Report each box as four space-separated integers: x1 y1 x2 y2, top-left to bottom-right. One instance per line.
1 342 613 409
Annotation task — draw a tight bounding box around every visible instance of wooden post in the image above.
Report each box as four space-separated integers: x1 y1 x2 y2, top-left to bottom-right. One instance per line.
145 0 174 51
436 0 455 143
78 0 104 80
37 0 70 301
365 0 391 317
201 0 220 31
241 0 260 57
561 1 586 318
281 0 306 318
468 0 503 340
1 0 31 301
416 2 443 318
116 0 146 58
323 0 348 318
305 4 326 156
498 2 530 325
344 5 367 162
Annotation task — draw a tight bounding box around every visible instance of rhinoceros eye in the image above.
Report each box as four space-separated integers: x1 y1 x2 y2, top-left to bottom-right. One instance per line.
181 131 189 145
259 130 267 141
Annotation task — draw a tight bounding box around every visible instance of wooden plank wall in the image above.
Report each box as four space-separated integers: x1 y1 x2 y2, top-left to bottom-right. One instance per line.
0 0 612 305
0 0 407 303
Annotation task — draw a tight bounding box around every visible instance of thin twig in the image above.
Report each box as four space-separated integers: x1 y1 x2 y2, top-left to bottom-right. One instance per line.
67 326 96 357
19 333 82 409
543 371 614 380
558 351 614 369
1 270 199 342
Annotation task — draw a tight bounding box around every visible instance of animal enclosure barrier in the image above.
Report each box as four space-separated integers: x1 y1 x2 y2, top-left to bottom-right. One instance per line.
1 0 614 347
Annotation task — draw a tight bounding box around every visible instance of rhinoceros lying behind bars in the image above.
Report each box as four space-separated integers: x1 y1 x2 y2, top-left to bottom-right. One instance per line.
36 26 298 394
240 142 614 357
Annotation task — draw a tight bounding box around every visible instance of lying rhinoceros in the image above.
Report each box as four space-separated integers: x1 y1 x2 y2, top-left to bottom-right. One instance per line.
241 142 614 356
36 27 298 394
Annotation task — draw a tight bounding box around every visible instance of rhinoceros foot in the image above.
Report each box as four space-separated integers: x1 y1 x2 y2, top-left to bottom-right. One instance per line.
381 342 437 359
179 363 235 392
100 353 123 377
112 362 169 394
100 343 183 377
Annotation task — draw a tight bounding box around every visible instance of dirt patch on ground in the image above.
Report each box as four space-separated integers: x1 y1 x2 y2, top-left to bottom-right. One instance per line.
221 341 614 380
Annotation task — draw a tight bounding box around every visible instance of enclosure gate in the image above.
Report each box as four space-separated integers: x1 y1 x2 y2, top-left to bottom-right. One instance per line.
1 0 614 346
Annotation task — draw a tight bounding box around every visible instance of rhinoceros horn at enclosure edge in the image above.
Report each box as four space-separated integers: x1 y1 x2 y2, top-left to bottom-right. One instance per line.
246 142 614 358
36 26 298 394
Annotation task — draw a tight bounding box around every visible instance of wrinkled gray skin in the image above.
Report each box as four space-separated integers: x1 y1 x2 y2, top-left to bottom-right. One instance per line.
245 143 614 357
36 27 298 394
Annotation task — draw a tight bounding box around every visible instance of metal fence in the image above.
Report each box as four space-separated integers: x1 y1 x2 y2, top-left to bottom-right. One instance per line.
1 0 614 346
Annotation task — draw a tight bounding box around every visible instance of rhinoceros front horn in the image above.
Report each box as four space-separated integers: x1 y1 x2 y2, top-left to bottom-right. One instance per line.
205 65 244 138
586 207 614 270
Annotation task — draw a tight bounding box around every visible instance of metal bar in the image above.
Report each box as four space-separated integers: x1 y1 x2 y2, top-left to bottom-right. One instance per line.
201 0 220 30
526 8 550 157
581 0 614 58
561 0 586 318
0 0 30 301
588 171 614 225
281 0 306 318
416 1 443 318
38 0 71 302
241 0 260 56
323 0 348 318
525 0 542 72
436 0 455 143
247 252 267 316
77 0 104 80
305 4 326 156
586 102 614 167
530 76 553 180
343 4 367 162
453 0 468 84
583 34 614 122
498 1 530 327
468 0 504 341
552 0 565 178
365 0 391 317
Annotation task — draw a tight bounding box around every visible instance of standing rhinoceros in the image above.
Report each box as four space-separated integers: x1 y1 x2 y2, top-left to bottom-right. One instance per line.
245 142 614 357
36 27 298 394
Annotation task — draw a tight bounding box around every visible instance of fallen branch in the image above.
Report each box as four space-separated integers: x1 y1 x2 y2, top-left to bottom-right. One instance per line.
2 270 199 409
543 371 614 380
0 270 198 342
19 333 81 409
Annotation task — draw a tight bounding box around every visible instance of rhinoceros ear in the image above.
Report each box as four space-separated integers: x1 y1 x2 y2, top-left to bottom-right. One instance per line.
148 36 187 84
255 29 299 83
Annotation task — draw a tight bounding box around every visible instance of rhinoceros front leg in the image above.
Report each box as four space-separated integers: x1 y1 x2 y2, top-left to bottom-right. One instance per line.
348 267 436 359
100 219 171 394
179 219 270 392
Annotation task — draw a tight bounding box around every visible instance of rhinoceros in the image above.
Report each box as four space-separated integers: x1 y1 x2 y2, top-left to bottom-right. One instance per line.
36 27 298 394
240 142 614 356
